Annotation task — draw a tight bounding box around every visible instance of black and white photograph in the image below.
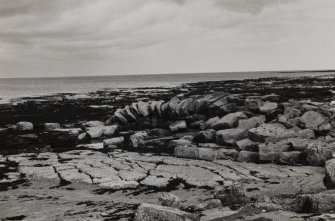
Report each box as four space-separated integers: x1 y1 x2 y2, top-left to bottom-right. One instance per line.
1 0 335 220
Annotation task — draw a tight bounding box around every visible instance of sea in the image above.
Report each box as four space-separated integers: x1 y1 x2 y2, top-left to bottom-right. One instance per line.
0 71 334 103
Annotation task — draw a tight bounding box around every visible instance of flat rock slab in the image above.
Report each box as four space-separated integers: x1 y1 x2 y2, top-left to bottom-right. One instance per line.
1 149 328 221
5 150 326 196
249 123 296 142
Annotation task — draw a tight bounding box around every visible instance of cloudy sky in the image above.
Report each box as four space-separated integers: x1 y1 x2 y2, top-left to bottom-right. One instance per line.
0 0 334 78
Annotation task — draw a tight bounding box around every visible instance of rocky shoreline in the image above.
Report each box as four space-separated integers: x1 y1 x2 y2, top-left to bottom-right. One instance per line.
1 74 335 220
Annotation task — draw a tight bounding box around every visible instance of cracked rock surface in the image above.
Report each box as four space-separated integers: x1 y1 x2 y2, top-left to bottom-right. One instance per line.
0 149 328 220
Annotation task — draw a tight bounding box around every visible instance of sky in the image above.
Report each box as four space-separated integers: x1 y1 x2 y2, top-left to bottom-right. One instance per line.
0 0 334 78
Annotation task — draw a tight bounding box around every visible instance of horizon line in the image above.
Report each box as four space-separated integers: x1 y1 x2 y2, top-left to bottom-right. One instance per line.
1 68 335 80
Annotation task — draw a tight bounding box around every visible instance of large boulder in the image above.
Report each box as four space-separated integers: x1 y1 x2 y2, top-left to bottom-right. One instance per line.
284 106 301 118
300 111 331 131
137 101 150 117
325 159 335 189
86 127 104 139
185 99 197 115
258 142 291 162
185 98 200 116
245 99 263 112
134 203 200 221
216 129 248 145
160 102 170 117
169 121 187 132
207 93 229 111
217 149 239 160
249 123 295 142
212 112 247 130
205 92 228 104
278 115 300 128
14 122 33 131
205 116 220 129
279 106 302 128
124 105 138 120
238 151 259 163
198 148 217 161
218 103 238 116
102 125 118 136
152 100 165 116
238 116 265 130
175 98 192 116
167 97 182 117
130 103 141 116
305 144 333 166
113 110 128 125
297 129 315 139
174 144 199 159
260 102 278 114
130 131 148 148
194 99 208 114
286 137 311 151
236 139 258 151
46 128 81 147
194 129 216 143
86 125 118 138
44 123 60 131
77 132 89 141
208 98 228 113
279 151 303 165
103 137 124 147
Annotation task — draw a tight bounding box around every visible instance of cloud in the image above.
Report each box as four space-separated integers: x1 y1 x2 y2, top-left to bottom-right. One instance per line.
0 0 334 77
213 0 296 14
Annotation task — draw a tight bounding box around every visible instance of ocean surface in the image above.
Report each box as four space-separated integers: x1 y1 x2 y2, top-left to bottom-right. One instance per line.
0 71 334 103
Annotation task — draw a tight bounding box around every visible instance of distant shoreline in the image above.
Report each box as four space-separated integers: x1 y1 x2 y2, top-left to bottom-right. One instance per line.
1 71 335 103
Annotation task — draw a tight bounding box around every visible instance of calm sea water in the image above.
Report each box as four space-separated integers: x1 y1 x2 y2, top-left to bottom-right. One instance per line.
0 71 333 102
